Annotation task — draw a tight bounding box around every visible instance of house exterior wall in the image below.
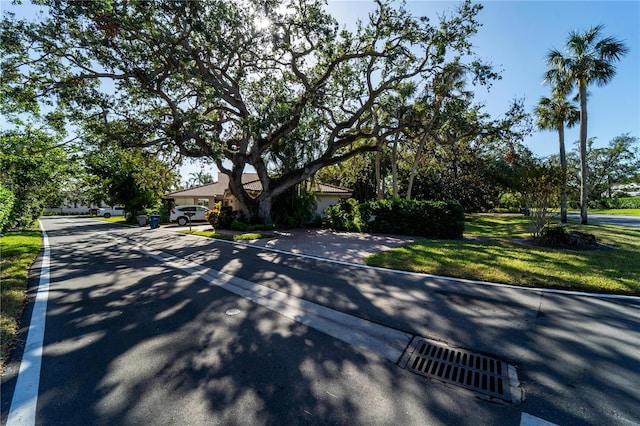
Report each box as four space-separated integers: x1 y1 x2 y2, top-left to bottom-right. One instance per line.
315 194 349 217
165 175 353 218
170 193 347 216
171 196 218 207
608 184 640 197
171 194 348 217
223 194 238 210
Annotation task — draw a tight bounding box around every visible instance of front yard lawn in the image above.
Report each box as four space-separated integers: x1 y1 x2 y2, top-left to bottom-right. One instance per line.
366 214 640 296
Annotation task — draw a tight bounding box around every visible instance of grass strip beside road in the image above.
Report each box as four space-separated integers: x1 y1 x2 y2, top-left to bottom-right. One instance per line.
366 215 640 296
576 208 640 216
100 216 128 224
0 228 42 370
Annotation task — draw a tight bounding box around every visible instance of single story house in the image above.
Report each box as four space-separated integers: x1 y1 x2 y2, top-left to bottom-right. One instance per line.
164 173 352 217
606 183 640 197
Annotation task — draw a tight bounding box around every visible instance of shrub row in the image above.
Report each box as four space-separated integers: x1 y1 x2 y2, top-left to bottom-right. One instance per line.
590 197 640 210
324 198 363 232
231 221 276 232
325 198 465 238
362 199 465 238
204 205 238 229
217 205 237 229
0 184 15 233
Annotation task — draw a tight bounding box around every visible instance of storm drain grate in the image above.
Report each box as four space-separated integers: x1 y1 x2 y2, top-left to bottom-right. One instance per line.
399 337 521 403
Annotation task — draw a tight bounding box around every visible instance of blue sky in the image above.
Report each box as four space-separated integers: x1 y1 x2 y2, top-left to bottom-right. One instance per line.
328 0 640 158
3 0 638 180
467 0 639 158
191 0 640 178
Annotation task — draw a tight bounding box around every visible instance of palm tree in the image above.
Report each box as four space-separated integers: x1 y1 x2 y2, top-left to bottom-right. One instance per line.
534 88 579 223
187 171 215 188
545 25 628 225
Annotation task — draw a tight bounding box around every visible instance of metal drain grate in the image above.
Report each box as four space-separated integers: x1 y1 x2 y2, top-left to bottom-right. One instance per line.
399 337 521 403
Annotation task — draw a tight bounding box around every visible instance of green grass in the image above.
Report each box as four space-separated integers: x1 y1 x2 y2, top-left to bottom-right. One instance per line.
579 209 640 216
0 227 42 370
366 214 640 296
99 216 128 224
181 230 274 241
463 213 530 237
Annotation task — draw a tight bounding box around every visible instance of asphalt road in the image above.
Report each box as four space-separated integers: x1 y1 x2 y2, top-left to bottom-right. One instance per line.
2 217 639 425
566 213 640 228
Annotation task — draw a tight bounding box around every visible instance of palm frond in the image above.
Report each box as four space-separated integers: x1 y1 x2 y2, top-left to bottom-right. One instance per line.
590 60 617 86
596 37 630 61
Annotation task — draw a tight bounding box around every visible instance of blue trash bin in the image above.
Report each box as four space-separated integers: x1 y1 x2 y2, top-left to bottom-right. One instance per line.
149 214 160 229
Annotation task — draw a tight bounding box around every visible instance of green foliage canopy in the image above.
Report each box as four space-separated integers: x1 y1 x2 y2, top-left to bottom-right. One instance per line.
83 143 179 218
2 0 503 223
0 128 73 228
567 134 640 201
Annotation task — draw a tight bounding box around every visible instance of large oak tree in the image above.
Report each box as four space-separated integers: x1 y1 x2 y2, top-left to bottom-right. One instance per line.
2 0 499 223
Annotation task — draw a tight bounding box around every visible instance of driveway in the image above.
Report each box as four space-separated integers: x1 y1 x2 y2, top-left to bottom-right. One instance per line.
235 228 419 264
168 224 420 264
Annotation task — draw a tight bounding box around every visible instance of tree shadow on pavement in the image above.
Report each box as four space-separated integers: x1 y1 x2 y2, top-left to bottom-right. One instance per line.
2 218 638 425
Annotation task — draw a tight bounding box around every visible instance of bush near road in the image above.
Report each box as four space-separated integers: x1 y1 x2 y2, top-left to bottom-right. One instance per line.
325 198 465 238
590 196 640 210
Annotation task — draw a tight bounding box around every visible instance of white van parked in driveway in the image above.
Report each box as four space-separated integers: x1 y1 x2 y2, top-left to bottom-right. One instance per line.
170 205 209 226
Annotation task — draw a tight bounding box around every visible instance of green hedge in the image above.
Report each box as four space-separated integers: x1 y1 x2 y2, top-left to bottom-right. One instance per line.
324 198 363 232
217 205 237 229
324 199 465 238
0 184 15 233
590 197 640 209
360 199 465 238
231 221 275 232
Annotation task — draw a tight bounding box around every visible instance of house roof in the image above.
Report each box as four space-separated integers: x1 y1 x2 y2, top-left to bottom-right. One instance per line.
242 180 263 192
239 180 352 194
165 173 259 197
165 173 351 198
313 182 352 194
